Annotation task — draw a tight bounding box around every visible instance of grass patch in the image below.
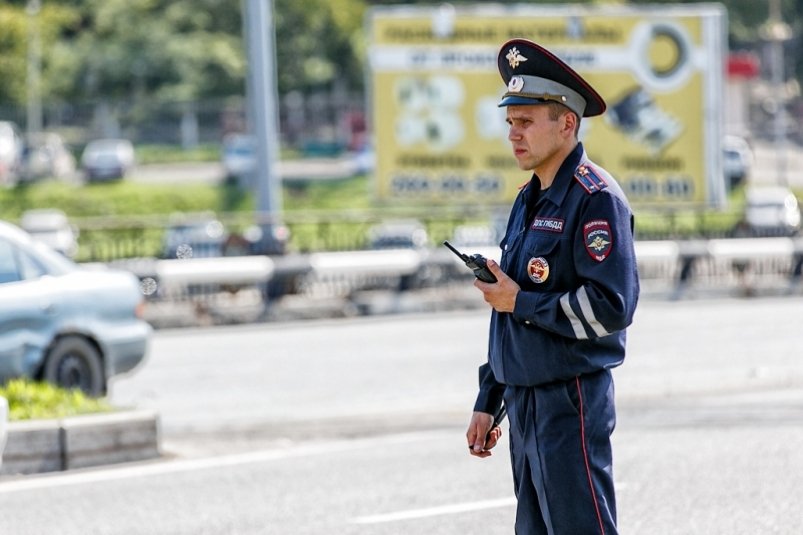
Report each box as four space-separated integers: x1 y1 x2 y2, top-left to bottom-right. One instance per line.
0 379 114 421
135 144 221 165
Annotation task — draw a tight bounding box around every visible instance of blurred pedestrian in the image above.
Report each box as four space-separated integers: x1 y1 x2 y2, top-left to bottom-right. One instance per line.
729 217 755 297
466 38 640 534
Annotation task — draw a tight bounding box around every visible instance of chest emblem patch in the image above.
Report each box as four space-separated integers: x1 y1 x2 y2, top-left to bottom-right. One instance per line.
584 220 613 262
531 217 564 233
527 257 550 283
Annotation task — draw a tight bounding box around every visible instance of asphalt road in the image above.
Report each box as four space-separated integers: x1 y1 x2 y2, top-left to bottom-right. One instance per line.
1 298 802 534
128 156 360 185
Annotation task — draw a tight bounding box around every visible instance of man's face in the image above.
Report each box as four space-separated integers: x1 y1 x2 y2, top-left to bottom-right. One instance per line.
505 104 566 172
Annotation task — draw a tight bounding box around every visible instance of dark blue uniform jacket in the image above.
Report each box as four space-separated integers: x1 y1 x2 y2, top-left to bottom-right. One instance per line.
475 143 639 414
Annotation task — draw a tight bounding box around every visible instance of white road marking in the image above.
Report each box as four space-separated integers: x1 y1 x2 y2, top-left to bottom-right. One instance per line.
0 431 439 494
351 497 516 524
351 482 630 524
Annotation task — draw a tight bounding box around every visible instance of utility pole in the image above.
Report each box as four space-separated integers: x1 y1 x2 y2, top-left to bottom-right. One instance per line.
26 0 43 138
243 0 283 250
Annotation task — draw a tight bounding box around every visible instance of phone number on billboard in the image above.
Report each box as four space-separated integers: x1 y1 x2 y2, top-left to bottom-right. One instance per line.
390 173 503 195
623 175 695 201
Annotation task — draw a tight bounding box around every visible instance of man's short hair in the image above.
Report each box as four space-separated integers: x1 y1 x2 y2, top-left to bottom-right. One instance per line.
545 101 581 136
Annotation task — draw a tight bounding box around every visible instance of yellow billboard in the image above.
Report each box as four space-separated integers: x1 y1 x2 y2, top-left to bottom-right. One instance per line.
368 4 726 207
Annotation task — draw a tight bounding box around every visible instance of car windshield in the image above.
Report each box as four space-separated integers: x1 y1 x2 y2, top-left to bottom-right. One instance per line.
90 140 121 151
0 232 75 284
29 239 77 275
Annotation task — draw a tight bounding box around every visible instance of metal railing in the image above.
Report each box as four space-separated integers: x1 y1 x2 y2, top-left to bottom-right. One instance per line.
67 205 759 263
102 236 803 328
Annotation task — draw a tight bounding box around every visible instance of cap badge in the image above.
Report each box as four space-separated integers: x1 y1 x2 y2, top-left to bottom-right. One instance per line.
506 47 528 69
527 257 550 284
508 76 525 93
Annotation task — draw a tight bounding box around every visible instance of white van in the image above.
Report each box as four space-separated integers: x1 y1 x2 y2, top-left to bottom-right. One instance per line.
744 186 801 237
0 121 23 187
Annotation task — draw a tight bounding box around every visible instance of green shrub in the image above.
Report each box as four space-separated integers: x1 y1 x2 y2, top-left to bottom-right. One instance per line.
0 379 114 421
0 181 253 221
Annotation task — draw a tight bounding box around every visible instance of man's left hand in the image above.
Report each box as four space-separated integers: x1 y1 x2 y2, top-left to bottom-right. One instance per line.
467 411 502 458
474 260 519 313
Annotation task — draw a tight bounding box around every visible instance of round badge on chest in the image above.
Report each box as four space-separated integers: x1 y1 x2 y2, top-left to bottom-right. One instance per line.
527 256 550 283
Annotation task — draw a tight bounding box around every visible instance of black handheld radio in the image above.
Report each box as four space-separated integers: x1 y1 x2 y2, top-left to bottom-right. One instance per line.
490 404 507 433
443 240 497 283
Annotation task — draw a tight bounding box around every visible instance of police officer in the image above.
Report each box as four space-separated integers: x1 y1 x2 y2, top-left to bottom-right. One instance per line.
466 39 640 534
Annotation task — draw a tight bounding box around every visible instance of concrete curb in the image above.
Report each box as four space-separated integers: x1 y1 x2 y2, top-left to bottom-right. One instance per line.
0 410 160 476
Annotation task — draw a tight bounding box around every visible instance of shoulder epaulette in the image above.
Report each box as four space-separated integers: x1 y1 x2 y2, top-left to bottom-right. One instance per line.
574 163 608 195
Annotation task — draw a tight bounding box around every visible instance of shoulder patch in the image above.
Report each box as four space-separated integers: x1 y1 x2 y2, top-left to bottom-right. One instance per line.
583 219 613 262
574 164 608 195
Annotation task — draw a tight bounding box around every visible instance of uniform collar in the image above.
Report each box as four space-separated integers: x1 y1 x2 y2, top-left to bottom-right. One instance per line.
539 142 585 208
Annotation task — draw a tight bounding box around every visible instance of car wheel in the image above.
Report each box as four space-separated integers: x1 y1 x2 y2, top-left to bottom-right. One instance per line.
43 336 105 397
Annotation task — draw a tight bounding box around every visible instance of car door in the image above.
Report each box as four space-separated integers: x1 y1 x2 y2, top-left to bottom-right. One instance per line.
0 237 61 380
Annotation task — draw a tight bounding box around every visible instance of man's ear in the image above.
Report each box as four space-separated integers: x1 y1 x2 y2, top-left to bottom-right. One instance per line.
561 111 578 138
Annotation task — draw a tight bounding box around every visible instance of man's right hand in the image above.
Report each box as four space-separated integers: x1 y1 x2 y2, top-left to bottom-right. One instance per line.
474 259 519 313
466 411 502 458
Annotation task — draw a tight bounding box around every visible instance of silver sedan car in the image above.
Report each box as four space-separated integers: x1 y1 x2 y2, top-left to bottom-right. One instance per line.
0 220 151 396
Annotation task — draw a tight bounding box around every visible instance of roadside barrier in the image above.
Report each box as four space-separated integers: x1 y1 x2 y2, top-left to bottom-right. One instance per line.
109 237 803 326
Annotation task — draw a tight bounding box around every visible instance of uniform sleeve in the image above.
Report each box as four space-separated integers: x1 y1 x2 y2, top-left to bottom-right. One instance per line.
512 191 639 339
473 362 505 414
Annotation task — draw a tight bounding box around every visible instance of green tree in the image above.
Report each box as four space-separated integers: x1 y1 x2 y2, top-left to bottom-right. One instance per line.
1 0 369 106
65 0 245 103
0 6 28 105
0 3 80 106
273 0 365 93
2 1 801 116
